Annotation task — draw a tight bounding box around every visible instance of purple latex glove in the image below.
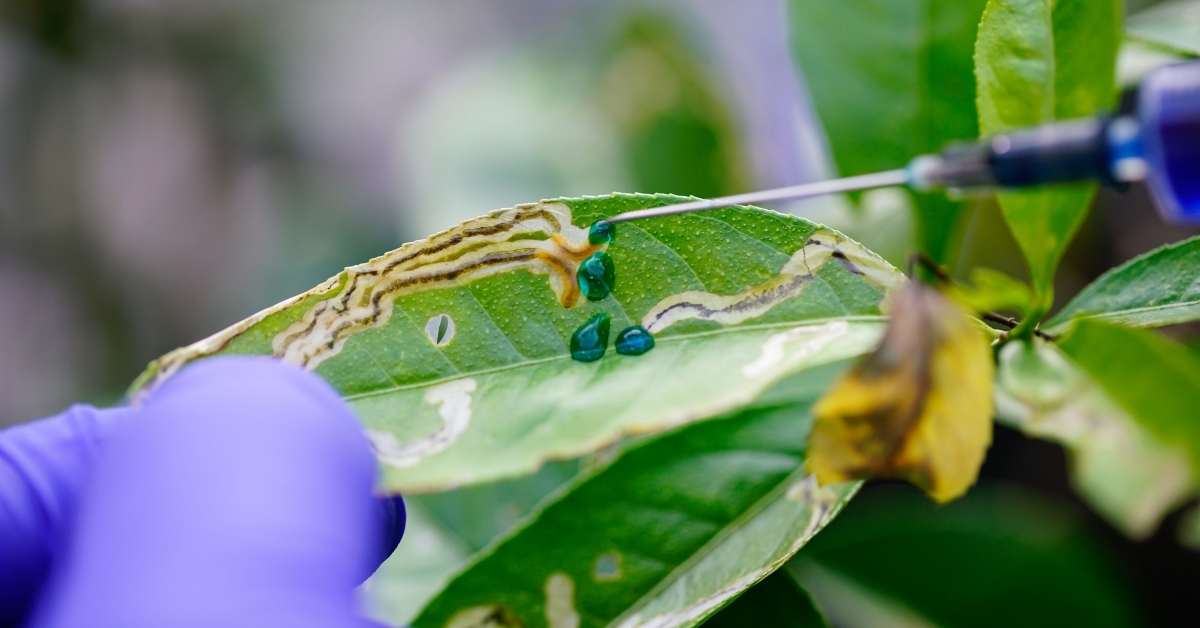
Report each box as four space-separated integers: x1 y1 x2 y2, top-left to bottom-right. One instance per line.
0 357 405 627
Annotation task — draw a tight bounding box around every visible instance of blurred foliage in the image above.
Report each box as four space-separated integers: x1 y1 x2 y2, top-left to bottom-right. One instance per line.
975 0 1122 317
600 15 749 199
2 1 1199 626
791 487 1142 628
997 338 1193 538
1127 0 1200 56
705 570 826 627
789 0 988 263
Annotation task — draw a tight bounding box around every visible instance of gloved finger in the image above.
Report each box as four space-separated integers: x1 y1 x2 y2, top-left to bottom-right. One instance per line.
0 404 131 624
29 357 404 628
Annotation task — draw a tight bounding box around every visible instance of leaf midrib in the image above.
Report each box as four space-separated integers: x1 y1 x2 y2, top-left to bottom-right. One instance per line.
342 315 887 401
1047 300 1200 332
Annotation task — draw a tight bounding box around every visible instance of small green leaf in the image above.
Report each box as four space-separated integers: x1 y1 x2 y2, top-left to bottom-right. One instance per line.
975 0 1122 302
789 0 988 262
1057 320 1200 470
132 193 901 494
412 368 856 628
704 571 827 628
1127 0 1200 57
948 267 1034 316
1047 235 1200 332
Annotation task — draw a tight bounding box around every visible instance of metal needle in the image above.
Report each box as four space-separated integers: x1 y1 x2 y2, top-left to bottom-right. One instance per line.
605 169 910 224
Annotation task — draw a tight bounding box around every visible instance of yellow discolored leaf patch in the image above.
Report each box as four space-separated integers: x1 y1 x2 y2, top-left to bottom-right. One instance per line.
807 281 994 502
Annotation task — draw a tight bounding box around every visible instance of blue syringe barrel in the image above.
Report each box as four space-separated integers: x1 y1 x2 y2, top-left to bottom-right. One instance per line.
911 60 1200 224
1139 61 1200 223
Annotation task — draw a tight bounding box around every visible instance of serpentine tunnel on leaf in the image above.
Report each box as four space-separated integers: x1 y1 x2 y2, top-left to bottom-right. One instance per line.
129 194 903 493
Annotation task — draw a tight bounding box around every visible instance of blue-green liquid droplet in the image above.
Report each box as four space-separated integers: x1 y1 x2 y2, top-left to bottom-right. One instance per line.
588 219 615 245
615 325 655 356
577 251 615 301
570 312 611 362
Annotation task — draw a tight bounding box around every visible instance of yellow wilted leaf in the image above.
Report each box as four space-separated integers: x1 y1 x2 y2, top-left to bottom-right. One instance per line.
807 281 994 502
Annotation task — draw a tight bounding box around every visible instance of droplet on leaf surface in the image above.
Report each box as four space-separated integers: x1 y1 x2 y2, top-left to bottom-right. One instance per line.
615 325 654 356
588 219 615 245
570 312 611 362
807 281 994 503
577 251 616 301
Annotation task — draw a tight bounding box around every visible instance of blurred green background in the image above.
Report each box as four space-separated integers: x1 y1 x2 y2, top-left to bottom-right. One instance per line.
1 1 1196 625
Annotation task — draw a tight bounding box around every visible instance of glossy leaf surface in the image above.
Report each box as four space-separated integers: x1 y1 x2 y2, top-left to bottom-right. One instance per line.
1047 235 1200 332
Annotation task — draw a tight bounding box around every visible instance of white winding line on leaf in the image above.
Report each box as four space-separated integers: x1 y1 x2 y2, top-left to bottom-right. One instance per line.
641 230 901 335
545 572 581 628
368 378 477 468
742 320 850 379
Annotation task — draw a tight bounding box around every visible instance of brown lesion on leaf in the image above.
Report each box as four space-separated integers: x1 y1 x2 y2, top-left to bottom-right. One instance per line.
807 281 994 503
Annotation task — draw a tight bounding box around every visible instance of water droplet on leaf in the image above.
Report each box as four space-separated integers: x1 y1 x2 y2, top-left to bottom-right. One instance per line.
588 219 615 245
615 325 654 356
570 312 610 362
577 251 615 301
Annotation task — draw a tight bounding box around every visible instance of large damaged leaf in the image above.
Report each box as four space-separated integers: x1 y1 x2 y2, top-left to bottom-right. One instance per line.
131 193 903 493
808 282 994 503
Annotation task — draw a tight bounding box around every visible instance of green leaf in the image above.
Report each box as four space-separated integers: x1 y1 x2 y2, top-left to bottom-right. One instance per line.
1046 235 1200 332
704 571 827 628
131 193 902 494
791 488 1144 628
948 267 1034 316
411 366 857 628
996 339 1193 537
602 14 749 199
1057 320 1200 470
788 0 988 262
1127 0 1200 56
975 0 1122 301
